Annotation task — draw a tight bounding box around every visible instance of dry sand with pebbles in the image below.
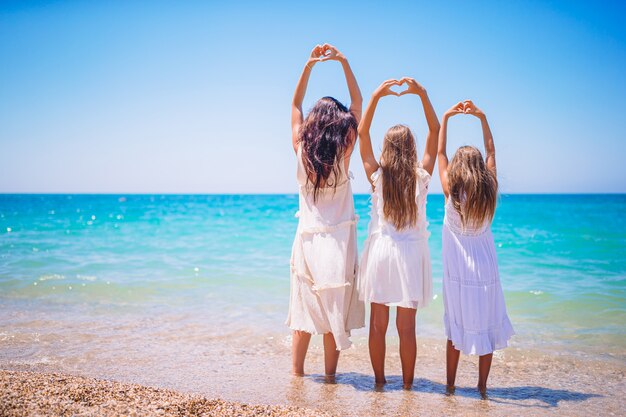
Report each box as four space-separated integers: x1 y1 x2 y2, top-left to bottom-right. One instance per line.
0 370 332 417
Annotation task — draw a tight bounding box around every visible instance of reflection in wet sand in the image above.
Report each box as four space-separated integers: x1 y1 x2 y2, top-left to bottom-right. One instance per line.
286 376 309 409
0 306 621 416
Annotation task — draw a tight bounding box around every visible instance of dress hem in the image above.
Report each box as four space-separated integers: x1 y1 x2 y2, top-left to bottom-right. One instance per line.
364 298 431 310
444 317 515 356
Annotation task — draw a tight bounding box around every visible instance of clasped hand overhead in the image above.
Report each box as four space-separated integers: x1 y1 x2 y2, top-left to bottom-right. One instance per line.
374 78 427 98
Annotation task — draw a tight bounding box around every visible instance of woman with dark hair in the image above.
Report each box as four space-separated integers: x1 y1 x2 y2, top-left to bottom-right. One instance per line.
286 44 365 378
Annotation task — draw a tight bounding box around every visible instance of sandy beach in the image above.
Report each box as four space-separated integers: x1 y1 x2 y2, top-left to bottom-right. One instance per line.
2 334 624 417
1 370 334 417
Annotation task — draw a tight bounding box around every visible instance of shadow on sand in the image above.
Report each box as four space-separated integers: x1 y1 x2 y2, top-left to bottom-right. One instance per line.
308 373 602 408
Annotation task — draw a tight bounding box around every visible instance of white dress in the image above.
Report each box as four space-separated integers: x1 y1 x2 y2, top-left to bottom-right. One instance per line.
285 146 365 350
442 199 515 355
359 165 433 309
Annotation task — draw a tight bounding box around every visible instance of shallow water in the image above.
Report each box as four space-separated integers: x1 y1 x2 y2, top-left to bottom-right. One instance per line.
1 194 625 415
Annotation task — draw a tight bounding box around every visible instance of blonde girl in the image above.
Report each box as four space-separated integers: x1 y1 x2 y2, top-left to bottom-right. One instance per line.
358 78 439 389
438 100 514 397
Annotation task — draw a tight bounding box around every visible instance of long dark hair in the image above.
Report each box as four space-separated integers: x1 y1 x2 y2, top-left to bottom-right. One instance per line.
299 97 357 202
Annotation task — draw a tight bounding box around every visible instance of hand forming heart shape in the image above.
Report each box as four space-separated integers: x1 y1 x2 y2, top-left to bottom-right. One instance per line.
376 77 425 98
389 79 408 96
310 43 341 62
446 100 483 117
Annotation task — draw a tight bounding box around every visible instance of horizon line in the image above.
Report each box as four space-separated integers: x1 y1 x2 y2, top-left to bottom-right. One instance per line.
1 192 625 196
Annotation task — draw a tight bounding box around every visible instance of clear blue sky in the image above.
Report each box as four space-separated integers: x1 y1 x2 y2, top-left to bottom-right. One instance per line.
1 1 625 194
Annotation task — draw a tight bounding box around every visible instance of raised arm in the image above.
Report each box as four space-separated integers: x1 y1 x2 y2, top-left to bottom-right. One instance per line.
438 102 465 198
291 44 362 156
320 44 363 124
291 45 324 153
358 79 400 185
399 78 440 175
320 44 362 165
464 100 496 175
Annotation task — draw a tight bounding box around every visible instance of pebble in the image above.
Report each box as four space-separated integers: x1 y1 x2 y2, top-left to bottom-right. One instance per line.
0 370 335 417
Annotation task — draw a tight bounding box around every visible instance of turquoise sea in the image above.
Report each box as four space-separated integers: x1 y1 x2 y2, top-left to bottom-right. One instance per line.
1 194 625 415
1 194 624 352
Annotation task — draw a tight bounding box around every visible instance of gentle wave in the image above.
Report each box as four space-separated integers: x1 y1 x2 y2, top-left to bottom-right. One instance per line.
1 194 625 358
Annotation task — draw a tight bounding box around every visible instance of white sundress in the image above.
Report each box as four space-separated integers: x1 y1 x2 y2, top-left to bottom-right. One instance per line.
359 165 433 309
285 146 365 350
442 198 515 355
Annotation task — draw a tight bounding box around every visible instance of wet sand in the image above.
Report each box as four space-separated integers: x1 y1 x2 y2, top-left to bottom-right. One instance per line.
2 334 624 417
1 299 624 416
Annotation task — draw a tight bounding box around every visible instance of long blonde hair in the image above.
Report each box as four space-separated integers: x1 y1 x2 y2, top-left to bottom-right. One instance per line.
447 146 498 229
380 125 418 230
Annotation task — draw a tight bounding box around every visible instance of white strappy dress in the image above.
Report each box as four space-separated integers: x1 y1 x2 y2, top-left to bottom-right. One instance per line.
285 147 365 350
359 165 433 309
442 199 515 355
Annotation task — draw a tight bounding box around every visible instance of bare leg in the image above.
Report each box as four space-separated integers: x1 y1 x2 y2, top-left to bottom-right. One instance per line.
369 303 389 385
396 307 417 389
292 330 311 376
323 332 340 378
446 339 460 393
478 353 493 397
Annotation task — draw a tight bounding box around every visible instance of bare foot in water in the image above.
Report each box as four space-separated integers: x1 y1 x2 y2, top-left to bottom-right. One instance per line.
445 385 456 396
374 379 387 391
324 374 336 384
477 385 488 399
402 383 412 390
